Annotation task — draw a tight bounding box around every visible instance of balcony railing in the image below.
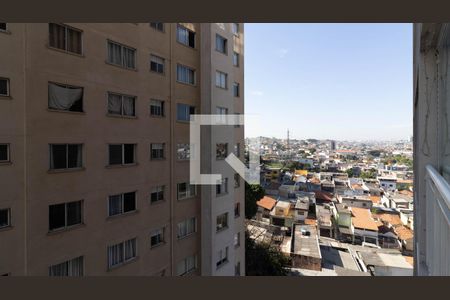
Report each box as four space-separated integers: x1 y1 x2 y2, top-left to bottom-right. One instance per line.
424 165 450 275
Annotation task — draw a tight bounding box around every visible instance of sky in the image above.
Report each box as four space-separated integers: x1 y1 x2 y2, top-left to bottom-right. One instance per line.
244 23 413 141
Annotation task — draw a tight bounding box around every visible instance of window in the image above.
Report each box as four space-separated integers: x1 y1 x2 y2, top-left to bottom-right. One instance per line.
107 238 137 269
216 106 228 124
215 34 227 54
150 99 164 117
216 212 228 232
234 232 241 247
234 143 241 157
176 254 197 276
0 78 9 96
150 23 164 32
0 144 10 162
49 256 84 276
108 144 136 165
107 92 136 117
0 208 11 228
215 71 227 89
232 23 239 36
49 200 83 231
177 217 196 239
216 178 228 196
108 192 136 216
177 182 196 200
233 82 240 97
107 40 136 69
49 144 82 170
233 52 239 67
150 186 165 203
177 103 196 121
177 144 191 160
234 202 240 218
176 64 195 85
150 55 165 74
150 228 165 248
0 23 7 31
177 25 195 48
150 143 165 160
234 173 240 188
216 143 228 159
235 262 241 276
49 23 82 55
48 82 83 112
216 247 229 268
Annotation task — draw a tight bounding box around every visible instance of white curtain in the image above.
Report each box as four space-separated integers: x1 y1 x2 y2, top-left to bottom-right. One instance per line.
123 96 135 116
108 195 123 216
123 48 135 69
124 239 136 260
108 94 122 115
48 83 82 110
108 244 123 268
108 42 122 65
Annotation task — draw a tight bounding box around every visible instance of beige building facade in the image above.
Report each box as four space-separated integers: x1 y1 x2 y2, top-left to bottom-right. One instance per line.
0 23 245 276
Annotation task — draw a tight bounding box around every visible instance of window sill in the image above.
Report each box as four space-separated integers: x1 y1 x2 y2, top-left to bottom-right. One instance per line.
106 113 137 119
0 161 12 166
47 167 85 174
150 158 166 161
47 223 85 236
47 108 85 115
107 256 138 272
106 163 138 169
215 50 228 56
176 80 197 88
0 225 13 233
216 259 229 270
177 196 197 201
150 70 166 76
0 95 12 100
150 114 165 118
150 242 166 250
176 41 197 51
105 61 138 72
107 210 139 220
0 29 11 35
46 45 85 58
216 226 228 234
177 232 196 241
216 193 229 198
150 199 165 206
177 159 191 163
234 214 240 219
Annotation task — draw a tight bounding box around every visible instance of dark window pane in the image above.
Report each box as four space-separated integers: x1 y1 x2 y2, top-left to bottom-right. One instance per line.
109 145 122 165
51 145 67 169
123 192 136 212
189 106 195 116
123 144 135 164
67 28 82 54
49 23 66 50
188 32 195 48
0 209 9 227
0 23 6 31
49 203 66 230
0 79 8 96
66 201 82 226
0 145 8 161
67 144 81 168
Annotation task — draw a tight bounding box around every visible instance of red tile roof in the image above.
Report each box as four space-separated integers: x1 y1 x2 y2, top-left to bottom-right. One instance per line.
256 196 277 211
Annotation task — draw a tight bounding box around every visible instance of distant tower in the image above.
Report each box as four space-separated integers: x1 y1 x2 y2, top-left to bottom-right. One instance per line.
330 140 336 151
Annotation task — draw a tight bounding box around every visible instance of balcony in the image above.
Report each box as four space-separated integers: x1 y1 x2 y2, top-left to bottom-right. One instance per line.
422 165 450 275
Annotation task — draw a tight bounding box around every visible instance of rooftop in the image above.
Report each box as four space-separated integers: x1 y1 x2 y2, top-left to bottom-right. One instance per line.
256 196 277 211
351 207 379 231
291 224 321 259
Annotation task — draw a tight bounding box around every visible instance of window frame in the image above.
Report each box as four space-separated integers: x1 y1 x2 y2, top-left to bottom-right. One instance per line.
177 182 197 200
234 173 241 188
48 256 84 277
108 144 136 166
150 185 165 204
176 64 196 85
215 34 228 55
0 23 7 32
49 144 83 170
216 143 228 160
216 178 228 196
0 77 10 97
107 191 137 217
177 217 197 239
150 227 165 248
176 103 196 122
216 247 229 269
48 200 83 232
176 24 196 48
48 23 83 55
234 202 241 218
215 71 228 89
0 143 10 163
233 82 240 97
177 254 197 276
233 51 239 67
106 39 137 70
232 23 239 36
150 143 165 160
150 99 165 117
48 82 84 112
107 92 136 117
0 208 11 229
107 238 137 269
216 212 229 232
150 54 165 74
176 143 191 161
149 23 164 32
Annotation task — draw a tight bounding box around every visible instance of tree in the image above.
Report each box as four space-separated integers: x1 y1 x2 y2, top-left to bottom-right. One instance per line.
245 231 291 275
245 182 265 219
346 168 354 178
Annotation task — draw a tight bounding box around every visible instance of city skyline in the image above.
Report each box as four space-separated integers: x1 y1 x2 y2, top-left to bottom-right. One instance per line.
244 23 413 141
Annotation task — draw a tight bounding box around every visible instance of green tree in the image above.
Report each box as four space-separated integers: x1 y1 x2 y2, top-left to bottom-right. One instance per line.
245 231 291 275
346 168 354 178
245 182 265 219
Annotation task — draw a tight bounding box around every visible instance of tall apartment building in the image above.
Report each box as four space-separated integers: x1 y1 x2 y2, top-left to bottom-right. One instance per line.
0 23 245 276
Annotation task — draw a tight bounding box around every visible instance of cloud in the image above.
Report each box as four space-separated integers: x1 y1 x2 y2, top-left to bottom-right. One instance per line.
250 90 264 96
278 48 289 58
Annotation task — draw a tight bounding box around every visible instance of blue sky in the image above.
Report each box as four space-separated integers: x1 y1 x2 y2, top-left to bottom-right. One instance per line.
244 23 413 141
